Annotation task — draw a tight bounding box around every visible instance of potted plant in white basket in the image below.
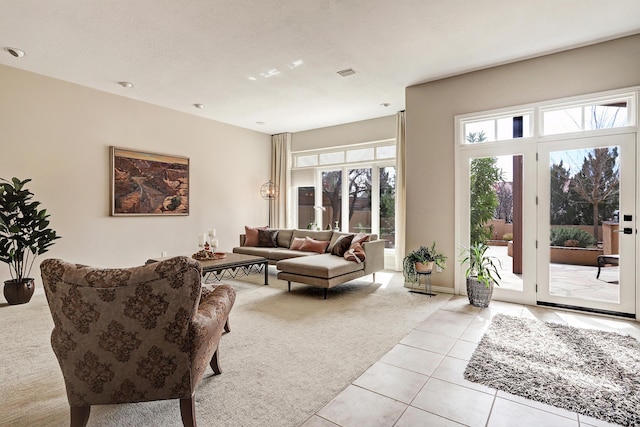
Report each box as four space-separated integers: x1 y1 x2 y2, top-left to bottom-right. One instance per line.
460 242 501 307
403 242 447 284
0 177 60 305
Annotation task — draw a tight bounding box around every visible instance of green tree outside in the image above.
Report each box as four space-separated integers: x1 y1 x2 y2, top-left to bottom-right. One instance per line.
468 131 502 245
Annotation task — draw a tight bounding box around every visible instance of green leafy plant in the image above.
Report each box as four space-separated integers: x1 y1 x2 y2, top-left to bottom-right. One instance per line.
403 242 447 283
0 178 61 281
459 243 501 288
550 227 596 248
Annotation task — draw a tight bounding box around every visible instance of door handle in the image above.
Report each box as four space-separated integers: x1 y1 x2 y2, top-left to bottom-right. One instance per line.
614 228 634 234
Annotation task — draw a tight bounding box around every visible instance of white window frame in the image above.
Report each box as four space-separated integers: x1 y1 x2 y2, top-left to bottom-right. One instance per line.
291 139 396 251
455 86 639 308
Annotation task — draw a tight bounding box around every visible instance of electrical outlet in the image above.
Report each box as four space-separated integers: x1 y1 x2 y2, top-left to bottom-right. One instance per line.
436 265 443 273
161 251 168 258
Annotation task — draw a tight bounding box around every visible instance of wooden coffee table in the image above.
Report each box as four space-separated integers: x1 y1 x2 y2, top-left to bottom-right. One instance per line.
147 253 269 285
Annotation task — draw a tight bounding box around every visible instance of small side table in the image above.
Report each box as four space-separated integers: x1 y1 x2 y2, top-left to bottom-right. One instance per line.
417 271 435 296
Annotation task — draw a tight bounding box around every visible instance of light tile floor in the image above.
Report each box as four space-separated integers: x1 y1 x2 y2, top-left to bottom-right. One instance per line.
302 296 640 427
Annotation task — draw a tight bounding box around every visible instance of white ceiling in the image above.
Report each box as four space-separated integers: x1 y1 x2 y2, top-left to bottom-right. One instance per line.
1 1 639 135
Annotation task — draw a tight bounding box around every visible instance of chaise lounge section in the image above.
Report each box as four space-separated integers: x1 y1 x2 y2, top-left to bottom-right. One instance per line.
233 228 385 299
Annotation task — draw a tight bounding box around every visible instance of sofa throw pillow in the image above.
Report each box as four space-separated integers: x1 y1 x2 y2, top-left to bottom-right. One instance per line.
299 237 330 254
289 237 306 250
257 229 278 247
331 234 354 257
244 226 266 246
344 243 366 263
350 232 370 248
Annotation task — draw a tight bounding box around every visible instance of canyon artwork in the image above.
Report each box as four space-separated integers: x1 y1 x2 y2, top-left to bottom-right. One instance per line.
111 148 189 215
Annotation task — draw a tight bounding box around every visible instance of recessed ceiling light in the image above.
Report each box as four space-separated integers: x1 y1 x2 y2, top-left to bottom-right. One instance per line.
337 68 356 77
193 104 204 109
118 81 133 88
288 59 304 69
256 121 265 126
380 103 391 107
259 69 280 78
4 47 24 58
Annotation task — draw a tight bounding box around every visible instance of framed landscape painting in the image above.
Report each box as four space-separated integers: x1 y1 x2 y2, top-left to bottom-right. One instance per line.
111 147 189 216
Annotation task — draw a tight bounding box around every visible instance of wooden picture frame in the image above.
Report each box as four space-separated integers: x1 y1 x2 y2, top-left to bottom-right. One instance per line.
110 147 189 216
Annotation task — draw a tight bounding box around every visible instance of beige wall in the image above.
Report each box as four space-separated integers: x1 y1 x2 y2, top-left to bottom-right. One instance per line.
406 34 640 289
0 65 270 281
292 115 395 151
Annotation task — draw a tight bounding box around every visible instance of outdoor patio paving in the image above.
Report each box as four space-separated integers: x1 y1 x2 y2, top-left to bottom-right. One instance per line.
487 245 620 303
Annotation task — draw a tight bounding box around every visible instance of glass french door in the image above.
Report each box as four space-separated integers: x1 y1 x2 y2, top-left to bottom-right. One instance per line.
537 133 636 315
459 143 537 305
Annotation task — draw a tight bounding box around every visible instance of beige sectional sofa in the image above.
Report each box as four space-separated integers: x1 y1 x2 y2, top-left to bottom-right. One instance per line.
233 228 385 299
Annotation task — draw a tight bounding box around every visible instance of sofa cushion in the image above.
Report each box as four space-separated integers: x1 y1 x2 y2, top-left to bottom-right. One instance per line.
257 229 278 247
268 249 317 261
331 234 354 257
276 229 293 248
327 232 354 253
277 254 364 279
350 232 370 248
289 237 306 250
299 237 330 254
233 246 272 258
291 229 333 243
244 225 266 246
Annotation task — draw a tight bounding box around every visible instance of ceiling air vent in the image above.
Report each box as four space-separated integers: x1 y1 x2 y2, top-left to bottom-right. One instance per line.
337 68 356 77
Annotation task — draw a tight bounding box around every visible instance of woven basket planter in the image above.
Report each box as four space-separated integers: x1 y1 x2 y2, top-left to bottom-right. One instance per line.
466 277 493 307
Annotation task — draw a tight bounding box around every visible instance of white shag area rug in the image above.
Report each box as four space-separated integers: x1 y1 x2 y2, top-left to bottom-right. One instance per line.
464 314 640 426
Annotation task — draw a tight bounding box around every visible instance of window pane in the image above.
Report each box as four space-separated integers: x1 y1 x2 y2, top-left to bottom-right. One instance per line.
585 102 628 130
543 108 582 135
348 168 372 234
464 120 495 143
496 115 531 140
380 166 396 249
377 145 396 159
322 170 342 230
319 151 344 165
523 115 531 137
346 148 374 162
296 154 317 167
297 187 315 229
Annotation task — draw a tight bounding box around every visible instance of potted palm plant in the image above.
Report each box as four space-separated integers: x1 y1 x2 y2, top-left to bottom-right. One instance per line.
403 242 447 284
0 177 60 305
460 242 501 307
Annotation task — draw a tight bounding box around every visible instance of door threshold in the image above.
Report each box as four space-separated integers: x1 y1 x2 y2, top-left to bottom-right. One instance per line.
537 301 635 319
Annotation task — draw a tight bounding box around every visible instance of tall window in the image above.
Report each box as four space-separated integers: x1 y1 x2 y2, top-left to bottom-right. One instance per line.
348 168 372 234
380 166 396 249
321 170 342 229
297 187 315 229
292 140 396 249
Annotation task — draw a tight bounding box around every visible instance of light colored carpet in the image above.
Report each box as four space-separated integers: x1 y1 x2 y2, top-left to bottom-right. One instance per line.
464 314 640 427
1 268 450 426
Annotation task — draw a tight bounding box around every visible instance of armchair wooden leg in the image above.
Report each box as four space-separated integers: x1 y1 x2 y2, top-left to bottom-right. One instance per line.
288 281 291 292
209 347 222 375
224 319 230 333
70 405 90 427
373 273 376 283
180 397 197 427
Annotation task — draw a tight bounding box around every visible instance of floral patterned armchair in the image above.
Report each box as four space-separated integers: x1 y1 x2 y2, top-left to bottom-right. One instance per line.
40 256 236 427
